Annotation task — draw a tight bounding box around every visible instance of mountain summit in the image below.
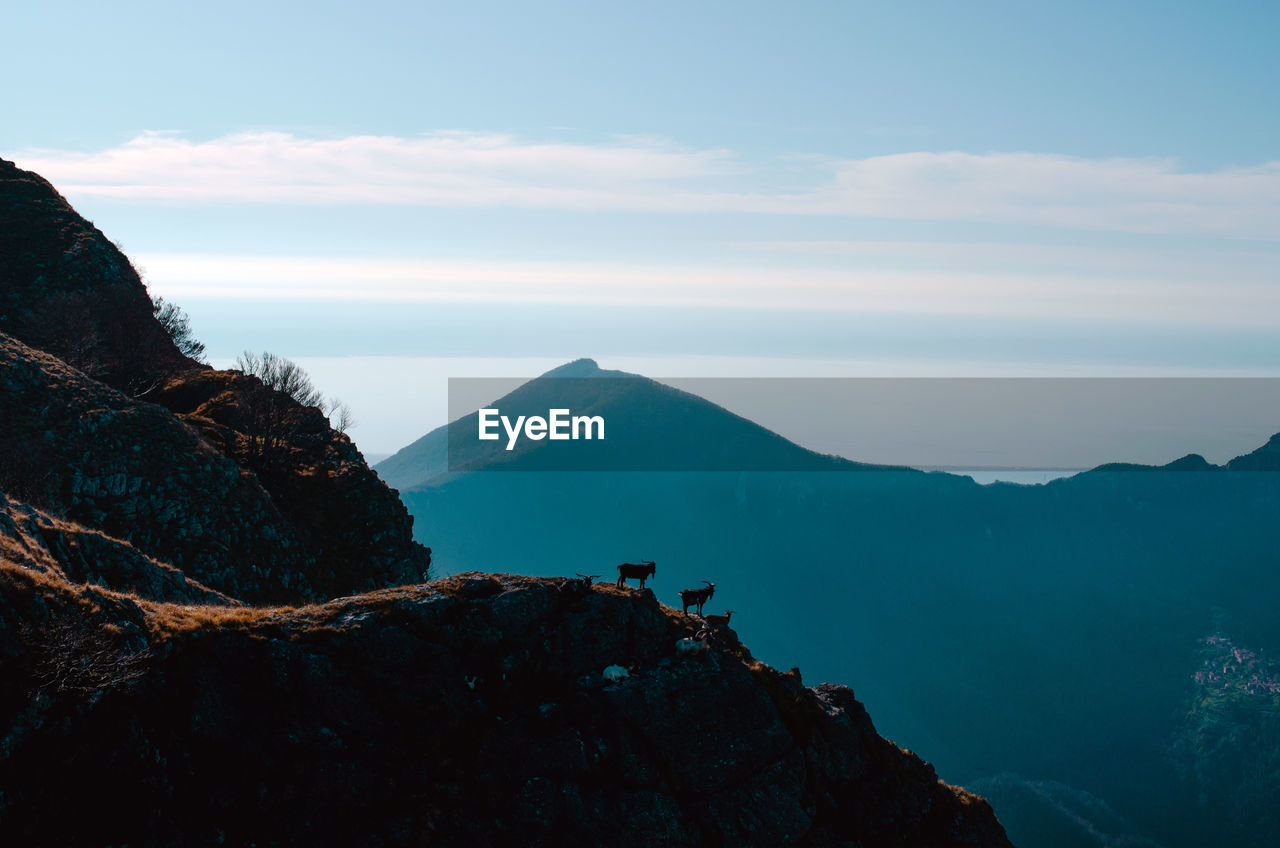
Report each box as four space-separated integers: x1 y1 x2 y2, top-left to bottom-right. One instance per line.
376 359 876 489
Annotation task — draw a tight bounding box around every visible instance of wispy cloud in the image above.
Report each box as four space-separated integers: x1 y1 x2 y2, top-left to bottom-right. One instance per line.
733 239 1280 283
140 252 1280 327
15 130 738 206
14 132 1280 239
789 152 1280 240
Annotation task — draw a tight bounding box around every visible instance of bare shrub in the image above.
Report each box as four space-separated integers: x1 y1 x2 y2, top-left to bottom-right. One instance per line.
236 351 323 408
28 617 151 698
234 351 327 467
326 398 357 434
152 296 207 362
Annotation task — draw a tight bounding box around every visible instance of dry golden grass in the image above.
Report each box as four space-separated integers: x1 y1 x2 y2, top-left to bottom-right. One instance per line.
0 556 117 623
140 601 301 640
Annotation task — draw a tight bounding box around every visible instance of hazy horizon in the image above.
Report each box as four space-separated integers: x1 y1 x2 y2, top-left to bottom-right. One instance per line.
248 353 1280 471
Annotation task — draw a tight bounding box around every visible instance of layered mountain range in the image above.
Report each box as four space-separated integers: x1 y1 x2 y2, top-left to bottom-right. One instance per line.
383 361 1280 848
0 158 1013 845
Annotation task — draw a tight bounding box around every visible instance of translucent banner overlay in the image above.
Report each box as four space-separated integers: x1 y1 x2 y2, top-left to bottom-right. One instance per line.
446 377 1280 473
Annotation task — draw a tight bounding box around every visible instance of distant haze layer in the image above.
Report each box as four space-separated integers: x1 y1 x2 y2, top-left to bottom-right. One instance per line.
447 375 1280 471
217 350 1280 470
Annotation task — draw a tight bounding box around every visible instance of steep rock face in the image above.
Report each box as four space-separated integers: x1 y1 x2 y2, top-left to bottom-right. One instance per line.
0 332 324 603
0 569 1012 847
0 158 431 598
0 492 234 605
151 369 430 599
0 157 189 391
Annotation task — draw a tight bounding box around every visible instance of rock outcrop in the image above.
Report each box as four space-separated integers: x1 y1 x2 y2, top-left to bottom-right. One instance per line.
0 332 428 603
0 157 431 601
0 492 233 605
0 566 1013 847
151 367 430 600
0 332 313 602
0 157 189 391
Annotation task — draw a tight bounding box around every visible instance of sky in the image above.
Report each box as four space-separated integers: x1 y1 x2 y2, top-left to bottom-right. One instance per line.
4 1 1280 455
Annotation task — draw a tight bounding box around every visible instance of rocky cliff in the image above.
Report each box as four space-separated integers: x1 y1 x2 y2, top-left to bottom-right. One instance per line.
0 491 233 605
0 332 315 602
149 367 430 600
0 157 430 602
0 157 188 391
0 564 1012 847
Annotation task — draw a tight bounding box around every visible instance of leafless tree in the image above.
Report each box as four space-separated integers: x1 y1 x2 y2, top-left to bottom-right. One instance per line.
326 398 357 434
234 351 328 467
152 296 207 362
236 351 323 408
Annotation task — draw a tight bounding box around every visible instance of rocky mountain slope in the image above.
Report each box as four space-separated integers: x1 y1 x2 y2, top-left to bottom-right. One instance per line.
0 156 429 603
0 157 187 392
0 564 1012 847
0 332 314 602
0 491 233 605
0 160 1014 845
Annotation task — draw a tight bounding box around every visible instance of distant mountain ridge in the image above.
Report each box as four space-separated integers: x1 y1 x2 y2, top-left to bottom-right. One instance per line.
389 361 1280 848
376 357 893 490
379 358 1280 491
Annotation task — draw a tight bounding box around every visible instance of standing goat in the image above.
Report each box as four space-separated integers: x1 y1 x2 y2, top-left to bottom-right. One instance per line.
616 560 656 588
704 610 735 628
679 581 715 615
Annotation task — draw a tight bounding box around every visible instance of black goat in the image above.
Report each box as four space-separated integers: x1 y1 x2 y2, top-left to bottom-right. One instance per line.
704 610 735 628
679 581 715 615
616 560 656 588
575 573 601 587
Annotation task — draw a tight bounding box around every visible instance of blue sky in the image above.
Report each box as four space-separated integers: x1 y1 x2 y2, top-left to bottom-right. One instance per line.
5 1 1279 453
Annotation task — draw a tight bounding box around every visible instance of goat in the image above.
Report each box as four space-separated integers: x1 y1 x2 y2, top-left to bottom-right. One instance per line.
704 610 735 628
575 573 601 588
675 628 711 658
679 581 715 615
616 559 656 588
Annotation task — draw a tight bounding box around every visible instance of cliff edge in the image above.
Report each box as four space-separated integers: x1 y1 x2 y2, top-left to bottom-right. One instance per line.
0 566 1013 847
